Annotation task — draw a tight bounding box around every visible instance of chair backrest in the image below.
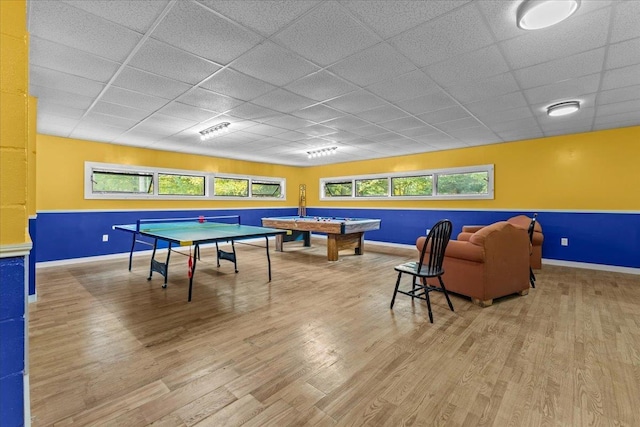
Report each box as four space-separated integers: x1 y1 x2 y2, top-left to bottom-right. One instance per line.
417 219 453 274
527 213 538 243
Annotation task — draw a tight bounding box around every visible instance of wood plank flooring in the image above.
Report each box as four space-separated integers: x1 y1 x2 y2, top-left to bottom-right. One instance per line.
29 240 640 426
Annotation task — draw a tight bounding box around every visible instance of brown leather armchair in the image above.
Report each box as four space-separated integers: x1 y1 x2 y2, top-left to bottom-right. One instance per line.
419 221 530 307
457 215 543 269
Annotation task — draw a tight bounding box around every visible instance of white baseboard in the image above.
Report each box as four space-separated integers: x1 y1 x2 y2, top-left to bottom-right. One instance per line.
28 293 37 303
541 258 640 275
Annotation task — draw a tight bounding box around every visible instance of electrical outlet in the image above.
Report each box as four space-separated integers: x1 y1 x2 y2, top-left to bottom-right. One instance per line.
561 237 568 246
102 234 109 242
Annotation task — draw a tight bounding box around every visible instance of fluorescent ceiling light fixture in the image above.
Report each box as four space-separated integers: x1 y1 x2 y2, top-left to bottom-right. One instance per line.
517 0 580 30
199 122 230 141
546 100 580 117
307 147 337 159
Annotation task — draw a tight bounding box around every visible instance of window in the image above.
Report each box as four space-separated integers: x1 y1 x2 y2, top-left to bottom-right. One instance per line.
324 181 352 197
92 170 153 194
214 177 249 197
355 178 388 197
251 181 282 198
158 173 205 196
320 165 493 200
85 162 285 200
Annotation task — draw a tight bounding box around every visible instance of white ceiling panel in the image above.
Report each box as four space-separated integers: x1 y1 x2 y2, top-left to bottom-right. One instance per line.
59 0 171 34
112 67 191 99
389 3 494 67
198 0 319 37
128 38 221 85
30 37 119 83
28 0 640 167
284 71 357 102
28 0 142 62
273 1 380 66
328 43 417 87
231 41 319 86
150 0 262 64
100 86 171 112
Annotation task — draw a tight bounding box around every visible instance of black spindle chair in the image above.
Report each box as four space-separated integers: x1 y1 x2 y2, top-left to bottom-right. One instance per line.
528 213 538 288
390 219 454 323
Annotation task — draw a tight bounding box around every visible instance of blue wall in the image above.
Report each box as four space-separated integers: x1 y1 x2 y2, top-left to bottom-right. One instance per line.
35 208 639 268
29 217 36 296
0 256 26 427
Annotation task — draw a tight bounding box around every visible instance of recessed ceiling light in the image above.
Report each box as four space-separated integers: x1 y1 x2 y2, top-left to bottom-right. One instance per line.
547 101 580 117
517 0 580 30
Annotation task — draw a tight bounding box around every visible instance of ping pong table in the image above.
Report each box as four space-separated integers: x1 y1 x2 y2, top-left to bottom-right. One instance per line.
113 215 286 302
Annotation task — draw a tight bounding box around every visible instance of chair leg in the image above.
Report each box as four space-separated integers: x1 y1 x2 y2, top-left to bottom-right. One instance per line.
424 288 433 323
390 272 402 309
438 276 455 312
530 267 536 288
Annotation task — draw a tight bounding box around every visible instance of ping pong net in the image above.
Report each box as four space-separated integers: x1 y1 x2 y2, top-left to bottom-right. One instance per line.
135 215 241 233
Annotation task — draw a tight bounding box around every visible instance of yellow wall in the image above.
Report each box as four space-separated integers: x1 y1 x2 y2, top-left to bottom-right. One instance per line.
303 126 640 211
36 135 304 211
28 95 37 217
0 0 29 244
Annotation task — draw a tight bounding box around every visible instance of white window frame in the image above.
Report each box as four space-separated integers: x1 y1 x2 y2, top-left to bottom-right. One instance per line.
320 164 494 201
84 162 286 201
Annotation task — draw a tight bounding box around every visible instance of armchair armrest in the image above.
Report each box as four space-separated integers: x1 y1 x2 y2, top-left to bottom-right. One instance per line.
462 225 485 233
457 232 473 242
417 237 484 263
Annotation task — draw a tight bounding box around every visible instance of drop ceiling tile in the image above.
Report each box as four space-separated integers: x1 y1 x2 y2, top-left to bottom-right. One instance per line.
365 70 439 102
263 115 314 131
29 1 142 62
60 0 170 34
114 129 163 145
596 99 640 118
395 90 457 115
501 8 610 70
497 128 545 142
594 111 640 127
36 100 86 120
299 124 337 137
324 130 360 141
284 71 357 102
251 89 315 113
397 126 440 138
198 0 318 37
273 1 381 66
151 1 262 64
594 118 640 131
523 74 601 105
538 107 595 130
606 37 640 70
379 116 426 132
514 48 606 90
156 102 218 122
489 117 540 133
601 63 640 91
611 0 640 43
292 104 343 122
447 126 499 143
342 0 469 39
464 92 528 116
129 38 221 85
348 125 388 137
389 3 494 67
323 115 371 131
356 105 408 122
474 106 534 125
324 90 386 113
231 41 320 86
597 85 640 106
30 65 106 98
328 43 416 86
80 111 140 131
91 101 152 121
238 123 287 138
226 103 280 121
444 72 521 104
100 86 170 112
416 106 471 124
200 68 276 101
178 87 243 113
112 66 191 99
29 84 96 110
37 114 78 135
368 132 404 143
30 37 119 83
434 117 484 133
137 113 199 133
424 45 510 88
71 122 127 141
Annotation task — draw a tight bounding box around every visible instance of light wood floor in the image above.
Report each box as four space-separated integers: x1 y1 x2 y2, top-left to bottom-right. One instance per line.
30 240 640 426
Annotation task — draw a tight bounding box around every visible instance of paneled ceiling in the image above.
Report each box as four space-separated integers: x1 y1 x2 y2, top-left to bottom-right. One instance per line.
27 0 640 167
